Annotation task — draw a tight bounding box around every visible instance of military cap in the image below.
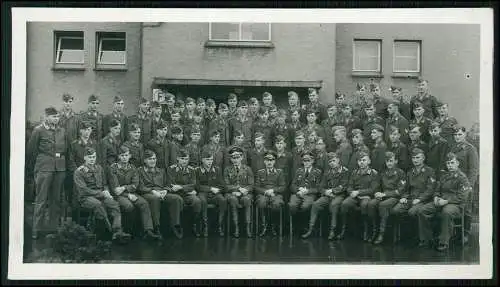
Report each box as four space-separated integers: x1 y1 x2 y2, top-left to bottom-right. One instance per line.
417 78 428 84
237 100 248 107
436 102 448 108
176 99 185 105
219 103 228 109
249 97 259 104
118 145 130 155
445 152 458 162
294 131 305 138
254 131 265 139
128 123 140 132
409 124 421 132
139 97 149 105
62 93 74 102
185 97 195 104
453 126 467 135
165 92 175 100
357 151 370 159
229 146 244 157
351 129 363 137
144 149 156 159
333 125 346 134
301 151 314 161
178 149 189 158
109 118 120 128
388 125 400 134
264 150 277 160
190 127 201 135
305 108 318 116
151 101 161 108
275 135 286 143
156 120 168 130
79 121 92 130
307 88 317 94
171 126 183 135
262 91 272 98
88 95 99 103
385 151 396 160
113 95 124 103
372 124 385 133
335 92 344 99
269 104 278 111
84 147 97 156
364 102 375 110
411 148 425 156
196 98 205 104
209 129 220 137
388 100 400 108
356 83 365 91
201 150 213 159
429 121 441 129
413 101 425 109
389 86 402 92
327 151 339 160
206 99 216 106
45 107 58 116
228 93 238 100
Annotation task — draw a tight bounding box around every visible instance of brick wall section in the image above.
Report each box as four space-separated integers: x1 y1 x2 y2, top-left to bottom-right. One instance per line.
26 22 142 122
141 23 336 104
335 23 480 128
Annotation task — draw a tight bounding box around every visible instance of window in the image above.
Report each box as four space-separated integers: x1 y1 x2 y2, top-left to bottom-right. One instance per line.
209 23 271 41
393 40 421 73
96 32 126 65
54 31 84 64
353 40 381 73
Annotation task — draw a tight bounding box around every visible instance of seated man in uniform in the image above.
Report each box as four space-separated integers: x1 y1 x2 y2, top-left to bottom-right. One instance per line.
224 146 254 238
339 152 380 241
255 150 286 237
108 145 161 240
302 151 349 240
138 150 184 239
73 147 131 243
167 149 202 237
417 152 471 251
288 151 322 235
196 150 227 237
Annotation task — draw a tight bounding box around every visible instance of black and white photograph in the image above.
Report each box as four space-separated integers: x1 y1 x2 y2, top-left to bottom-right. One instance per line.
7 8 493 280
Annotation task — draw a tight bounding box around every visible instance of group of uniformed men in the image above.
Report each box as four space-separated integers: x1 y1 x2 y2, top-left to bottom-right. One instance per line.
26 78 479 251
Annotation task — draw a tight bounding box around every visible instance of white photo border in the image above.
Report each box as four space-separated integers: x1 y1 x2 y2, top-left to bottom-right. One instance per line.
9 8 494 280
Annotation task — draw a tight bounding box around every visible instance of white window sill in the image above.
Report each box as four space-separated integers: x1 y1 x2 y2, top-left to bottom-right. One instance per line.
94 64 128 71
351 71 384 78
52 63 86 71
205 40 274 48
391 72 421 79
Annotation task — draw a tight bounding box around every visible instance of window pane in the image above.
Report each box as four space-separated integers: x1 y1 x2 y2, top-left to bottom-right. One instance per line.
394 57 419 72
57 50 84 63
99 51 126 64
101 38 125 51
241 23 270 41
354 41 380 71
60 37 83 50
211 23 239 40
355 41 379 57
358 56 379 71
395 41 419 58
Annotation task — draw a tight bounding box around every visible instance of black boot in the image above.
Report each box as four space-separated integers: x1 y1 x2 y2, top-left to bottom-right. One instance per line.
270 224 278 237
202 219 209 238
233 220 239 238
246 223 253 238
368 220 378 243
337 224 346 240
259 223 267 237
362 220 369 242
374 219 386 245
328 227 337 241
192 223 200 238
172 225 183 239
301 224 314 239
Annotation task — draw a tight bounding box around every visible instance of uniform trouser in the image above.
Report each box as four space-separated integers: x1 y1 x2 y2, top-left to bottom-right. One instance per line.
198 192 227 225
391 201 426 217
340 196 371 216
116 194 154 231
142 193 183 228
183 193 203 222
308 195 345 228
257 194 284 225
418 202 461 244
288 194 316 215
369 197 399 231
64 171 74 217
227 194 253 224
33 171 66 233
80 196 122 232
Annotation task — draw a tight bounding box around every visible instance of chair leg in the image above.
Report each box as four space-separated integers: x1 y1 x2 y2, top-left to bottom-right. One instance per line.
226 207 230 237
289 213 293 238
279 207 283 238
255 205 259 236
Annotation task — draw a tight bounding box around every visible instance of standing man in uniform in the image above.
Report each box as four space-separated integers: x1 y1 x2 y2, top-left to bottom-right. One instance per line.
304 88 327 123
333 126 353 168
27 107 68 239
389 86 411 121
146 121 170 169
122 123 145 168
224 146 254 238
385 101 409 145
59 93 79 147
410 102 432 143
410 79 441 119
99 119 122 169
103 96 128 144
202 130 225 169
229 101 253 149
435 103 459 145
362 103 385 150
128 97 153 146
79 95 104 142
370 124 388 173
73 147 131 243
427 121 449 178
255 151 286 237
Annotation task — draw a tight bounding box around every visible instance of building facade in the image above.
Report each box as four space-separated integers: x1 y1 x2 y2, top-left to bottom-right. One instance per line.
26 22 479 127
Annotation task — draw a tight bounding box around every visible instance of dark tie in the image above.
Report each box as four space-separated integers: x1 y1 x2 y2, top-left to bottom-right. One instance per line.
305 169 309 177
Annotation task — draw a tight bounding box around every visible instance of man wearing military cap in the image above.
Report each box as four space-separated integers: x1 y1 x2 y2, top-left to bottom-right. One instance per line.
410 101 432 143
150 101 166 140
304 87 327 122
208 103 230 147
103 95 128 143
418 152 471 250
370 124 388 173
196 150 227 237
362 102 385 149
161 92 176 122
224 146 255 238
408 124 428 156
385 100 409 145
122 123 145 168
167 149 202 237
339 151 380 241
288 151 323 235
74 147 131 243
248 132 268 174
387 125 410 171
427 122 449 177
78 94 104 141
348 128 371 171
390 86 411 121
229 100 253 149
449 125 478 242
27 107 68 239
435 103 459 145
146 120 170 169
99 118 122 169
223 131 249 169
128 97 153 146
410 79 441 119
202 130 225 168
138 149 184 239
255 150 286 237
109 146 161 241
59 93 79 147
391 148 436 243
302 151 350 240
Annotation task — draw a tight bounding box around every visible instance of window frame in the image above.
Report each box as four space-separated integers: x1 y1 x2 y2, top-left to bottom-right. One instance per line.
53 31 85 69
352 39 382 74
208 22 272 42
96 31 127 67
393 40 421 74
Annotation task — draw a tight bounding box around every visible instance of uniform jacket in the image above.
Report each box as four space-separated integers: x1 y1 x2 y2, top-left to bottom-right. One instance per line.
26 123 67 173
137 166 168 195
208 116 230 147
169 140 183 167
380 167 406 198
73 163 107 200
404 165 436 202
348 144 370 171
385 113 409 144
449 141 479 185
99 134 121 167
68 138 97 171
146 136 170 169
128 112 153 146
319 165 350 196
388 141 410 171
224 164 254 194
248 147 268 174
434 170 470 205
362 115 386 148
290 167 322 195
304 102 328 122
223 144 249 168
426 135 449 175
103 112 128 143
196 165 224 193
59 109 79 147
371 140 388 173
202 143 225 168
410 93 440 119
252 120 273 147
184 142 201 167
347 167 380 197
336 140 353 168
78 110 104 141
254 168 286 195
275 151 292 185
122 140 145 168
408 140 428 158
229 116 253 147
410 116 432 143
108 162 139 196
166 164 197 194
436 116 459 144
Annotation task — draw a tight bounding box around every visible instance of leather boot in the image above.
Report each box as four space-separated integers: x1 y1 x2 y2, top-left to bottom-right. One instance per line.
233 220 239 238
328 227 337 241
202 219 209 238
337 223 346 240
192 223 200 238
301 224 314 239
246 223 253 238
270 224 278 237
362 220 369 241
374 219 386 245
259 214 267 237
368 220 378 243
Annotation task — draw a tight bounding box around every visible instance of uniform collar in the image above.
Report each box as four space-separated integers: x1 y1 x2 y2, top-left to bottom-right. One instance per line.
200 165 215 173
117 162 131 169
113 111 123 118
61 109 74 118
266 168 276 174
413 165 426 174
78 137 92 145
358 167 371 175
84 163 96 171
87 110 98 117
43 122 56 131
